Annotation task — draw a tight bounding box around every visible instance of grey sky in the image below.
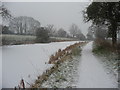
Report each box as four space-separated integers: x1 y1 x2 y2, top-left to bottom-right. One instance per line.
4 2 92 35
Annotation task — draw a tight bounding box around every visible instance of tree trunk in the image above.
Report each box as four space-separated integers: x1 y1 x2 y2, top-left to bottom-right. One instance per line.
111 21 117 47
24 22 27 35
20 23 23 35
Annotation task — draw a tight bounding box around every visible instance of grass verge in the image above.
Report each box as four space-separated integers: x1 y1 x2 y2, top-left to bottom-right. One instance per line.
31 42 87 88
92 39 119 77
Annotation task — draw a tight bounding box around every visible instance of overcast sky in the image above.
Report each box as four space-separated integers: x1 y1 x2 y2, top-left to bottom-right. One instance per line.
3 2 92 35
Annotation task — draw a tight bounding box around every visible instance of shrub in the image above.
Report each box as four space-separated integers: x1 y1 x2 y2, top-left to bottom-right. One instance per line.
36 27 50 43
92 39 114 54
71 46 81 56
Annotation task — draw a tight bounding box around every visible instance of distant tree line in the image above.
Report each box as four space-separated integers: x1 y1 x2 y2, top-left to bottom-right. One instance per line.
0 5 86 43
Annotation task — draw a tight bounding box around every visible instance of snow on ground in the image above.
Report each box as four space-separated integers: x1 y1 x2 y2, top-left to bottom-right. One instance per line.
41 56 81 88
2 41 79 88
76 42 118 88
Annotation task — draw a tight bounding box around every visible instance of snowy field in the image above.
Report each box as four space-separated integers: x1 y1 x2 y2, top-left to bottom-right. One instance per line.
2 41 79 88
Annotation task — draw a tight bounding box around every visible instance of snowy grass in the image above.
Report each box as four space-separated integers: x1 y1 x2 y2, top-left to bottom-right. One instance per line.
1 34 36 45
31 42 84 88
41 57 81 88
51 37 75 40
92 40 119 80
39 46 82 88
1 34 77 45
71 46 82 56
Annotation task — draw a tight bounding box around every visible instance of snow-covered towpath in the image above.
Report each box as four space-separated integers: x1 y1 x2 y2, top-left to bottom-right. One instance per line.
76 42 118 88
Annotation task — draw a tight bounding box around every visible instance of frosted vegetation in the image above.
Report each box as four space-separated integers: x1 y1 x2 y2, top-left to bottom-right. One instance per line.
1 34 35 45
41 56 81 88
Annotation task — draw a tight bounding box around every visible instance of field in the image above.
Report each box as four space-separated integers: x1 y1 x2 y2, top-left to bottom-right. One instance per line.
0 34 77 45
1 34 36 45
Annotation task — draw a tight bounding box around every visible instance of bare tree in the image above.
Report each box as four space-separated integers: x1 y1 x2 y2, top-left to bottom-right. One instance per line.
57 28 67 37
69 24 79 37
45 24 55 36
9 16 40 35
87 24 108 40
87 25 94 40
69 24 85 40
0 5 12 20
